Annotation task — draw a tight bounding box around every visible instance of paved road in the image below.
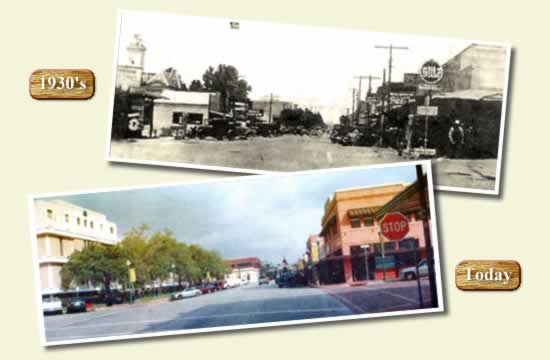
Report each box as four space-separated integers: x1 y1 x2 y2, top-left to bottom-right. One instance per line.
44 284 352 343
324 279 437 314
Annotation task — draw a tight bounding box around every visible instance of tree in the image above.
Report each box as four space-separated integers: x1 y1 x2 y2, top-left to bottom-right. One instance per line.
278 107 326 129
61 243 128 293
144 230 178 284
189 79 205 92
119 224 150 287
202 64 252 114
189 245 229 281
171 242 200 289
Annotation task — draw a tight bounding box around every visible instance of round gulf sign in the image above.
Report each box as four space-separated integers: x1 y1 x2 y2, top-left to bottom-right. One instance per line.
419 59 443 85
380 212 410 240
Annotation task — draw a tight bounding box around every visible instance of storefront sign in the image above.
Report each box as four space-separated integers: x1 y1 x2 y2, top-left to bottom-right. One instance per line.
417 106 438 116
419 59 443 85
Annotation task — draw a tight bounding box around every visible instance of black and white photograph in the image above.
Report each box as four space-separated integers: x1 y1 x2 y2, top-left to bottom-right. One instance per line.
107 10 511 195
30 161 442 346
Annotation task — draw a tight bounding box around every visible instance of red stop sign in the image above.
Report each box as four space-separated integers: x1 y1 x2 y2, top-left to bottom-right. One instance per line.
380 212 410 240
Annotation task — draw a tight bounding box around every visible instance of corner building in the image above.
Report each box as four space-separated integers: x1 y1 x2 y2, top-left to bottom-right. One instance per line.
33 200 119 295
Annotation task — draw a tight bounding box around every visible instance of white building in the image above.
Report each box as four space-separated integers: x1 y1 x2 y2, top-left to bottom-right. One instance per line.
225 257 261 285
33 200 119 294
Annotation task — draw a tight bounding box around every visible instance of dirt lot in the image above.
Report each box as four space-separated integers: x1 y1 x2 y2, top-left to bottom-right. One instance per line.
109 135 497 191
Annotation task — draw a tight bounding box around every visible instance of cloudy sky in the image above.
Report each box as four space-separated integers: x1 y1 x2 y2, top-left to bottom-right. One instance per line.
49 165 421 265
116 11 472 123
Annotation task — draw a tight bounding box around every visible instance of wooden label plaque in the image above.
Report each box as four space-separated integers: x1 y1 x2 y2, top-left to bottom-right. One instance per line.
456 260 521 291
29 69 95 100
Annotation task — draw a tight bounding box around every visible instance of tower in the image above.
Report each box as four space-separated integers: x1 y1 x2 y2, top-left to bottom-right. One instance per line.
126 34 146 69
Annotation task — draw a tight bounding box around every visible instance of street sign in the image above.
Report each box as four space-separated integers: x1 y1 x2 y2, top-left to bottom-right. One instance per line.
419 59 444 85
380 212 410 240
417 106 438 116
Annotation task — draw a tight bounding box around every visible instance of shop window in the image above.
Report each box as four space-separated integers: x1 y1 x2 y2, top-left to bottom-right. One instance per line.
399 238 418 250
363 216 374 227
351 218 361 228
47 209 53 219
374 242 397 255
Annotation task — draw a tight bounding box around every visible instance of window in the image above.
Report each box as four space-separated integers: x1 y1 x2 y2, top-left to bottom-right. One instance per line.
83 210 88 217
83 219 88 227
363 216 374 227
47 209 53 219
76 217 81 226
399 238 418 250
110 226 114 234
64 214 69 223
90 221 94 229
350 218 361 228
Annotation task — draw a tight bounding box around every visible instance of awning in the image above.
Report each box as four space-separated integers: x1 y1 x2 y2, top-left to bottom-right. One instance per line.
432 89 503 101
348 206 380 218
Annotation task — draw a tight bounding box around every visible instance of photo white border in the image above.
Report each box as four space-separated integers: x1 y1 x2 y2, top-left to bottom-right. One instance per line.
105 9 511 196
29 160 444 347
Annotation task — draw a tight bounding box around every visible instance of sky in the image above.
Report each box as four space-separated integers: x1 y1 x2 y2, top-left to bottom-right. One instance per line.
116 11 472 124
49 165 421 265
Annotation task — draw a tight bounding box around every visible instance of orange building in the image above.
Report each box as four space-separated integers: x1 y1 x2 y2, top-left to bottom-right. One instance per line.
317 181 430 285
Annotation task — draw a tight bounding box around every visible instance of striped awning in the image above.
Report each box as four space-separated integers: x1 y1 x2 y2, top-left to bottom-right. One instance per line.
348 206 380 218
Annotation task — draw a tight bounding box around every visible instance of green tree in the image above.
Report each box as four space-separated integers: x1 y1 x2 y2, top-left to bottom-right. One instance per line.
189 245 229 281
144 230 178 283
171 242 200 289
61 243 128 293
119 224 150 287
202 64 252 114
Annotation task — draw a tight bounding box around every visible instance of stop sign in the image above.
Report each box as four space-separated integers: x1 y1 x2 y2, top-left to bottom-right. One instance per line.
379 212 409 240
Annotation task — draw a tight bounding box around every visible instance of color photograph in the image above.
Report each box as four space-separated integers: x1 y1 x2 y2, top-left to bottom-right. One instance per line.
107 10 511 195
30 161 443 346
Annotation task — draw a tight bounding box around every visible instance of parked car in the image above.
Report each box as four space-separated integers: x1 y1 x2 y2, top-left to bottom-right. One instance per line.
198 284 213 294
399 259 429 280
170 287 201 301
42 296 63 315
276 272 307 288
66 298 87 313
259 278 270 285
104 292 124 306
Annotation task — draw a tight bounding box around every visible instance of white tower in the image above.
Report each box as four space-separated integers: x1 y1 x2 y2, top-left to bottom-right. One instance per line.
127 34 146 68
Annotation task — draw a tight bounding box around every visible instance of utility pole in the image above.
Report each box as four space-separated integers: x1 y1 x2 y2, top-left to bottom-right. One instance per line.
351 88 356 125
416 164 438 308
374 44 409 112
353 75 379 122
268 93 273 124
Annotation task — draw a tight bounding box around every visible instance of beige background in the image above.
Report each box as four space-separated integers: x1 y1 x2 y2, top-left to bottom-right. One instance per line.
0 0 547 357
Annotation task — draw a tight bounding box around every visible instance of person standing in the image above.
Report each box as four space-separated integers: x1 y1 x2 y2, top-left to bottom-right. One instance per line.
448 119 465 158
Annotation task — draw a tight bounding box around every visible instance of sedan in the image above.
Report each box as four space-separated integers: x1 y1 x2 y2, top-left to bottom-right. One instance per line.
170 287 201 301
66 298 87 313
42 297 63 315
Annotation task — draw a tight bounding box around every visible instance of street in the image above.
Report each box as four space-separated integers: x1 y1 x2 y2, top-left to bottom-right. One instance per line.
110 134 496 190
44 281 433 343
